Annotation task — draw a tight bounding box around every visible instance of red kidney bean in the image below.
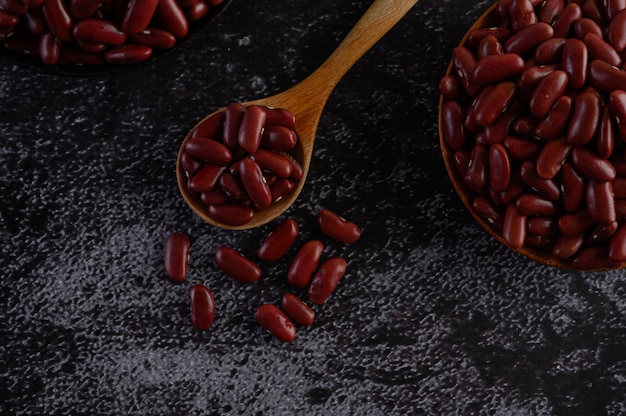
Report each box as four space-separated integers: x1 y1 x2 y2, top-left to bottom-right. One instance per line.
281 293 315 327
317 208 361 244
190 284 215 330
154 0 188 39
222 102 246 148
188 164 225 194
200 188 228 206
441 100 466 150
0 0 27 14
207 204 254 226
608 223 626 261
529 70 569 119
539 0 565 24
605 0 626 20
215 245 261 284
218 172 245 200
238 158 272 209
502 204 527 249
258 218 298 262
573 17 603 39
473 196 505 230
122 0 158 34
260 125 298 151
566 91 601 145
552 233 584 258
472 53 525 84
283 152 303 182
534 37 567 64
482 101 525 144
288 240 324 288
468 27 512 48
610 90 626 141
509 0 538 32
489 143 511 192
256 304 296 342
517 64 557 102
43 0 74 42
452 46 480 97
608 9 626 53
70 0 102 20
185 136 232 166
553 2 582 38
453 149 470 177
56 44 105 66
308 257 347 305
261 107 296 129
572 245 623 270
589 59 626 93
270 178 294 203
474 81 517 126
587 221 618 244
105 44 152 64
562 38 588 89
250 149 293 178
536 136 572 179
164 232 190 283
561 163 585 212
191 112 223 139
186 0 210 21
39 32 60 65
520 161 561 201
586 179 616 224
503 135 542 160
77 41 107 53
559 210 595 235
477 35 504 59
128 29 177 50
181 152 203 177
515 194 559 216
0 10 19 28
505 22 554 55
238 105 267 154
500 170 525 205
583 33 622 67
535 95 572 139
73 19 126 45
571 146 616 181
528 215 559 236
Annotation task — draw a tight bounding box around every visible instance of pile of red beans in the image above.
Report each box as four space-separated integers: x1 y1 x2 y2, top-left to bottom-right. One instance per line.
164 208 361 342
440 0 626 270
181 103 302 227
0 0 224 66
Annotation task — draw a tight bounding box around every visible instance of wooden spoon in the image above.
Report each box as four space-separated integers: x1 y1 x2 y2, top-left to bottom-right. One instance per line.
438 4 624 271
177 0 420 230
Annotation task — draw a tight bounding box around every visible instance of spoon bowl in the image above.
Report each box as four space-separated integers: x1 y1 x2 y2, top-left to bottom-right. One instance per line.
178 0 420 229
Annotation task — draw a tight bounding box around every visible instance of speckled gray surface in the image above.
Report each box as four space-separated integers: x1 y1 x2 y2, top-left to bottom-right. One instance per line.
1 0 626 415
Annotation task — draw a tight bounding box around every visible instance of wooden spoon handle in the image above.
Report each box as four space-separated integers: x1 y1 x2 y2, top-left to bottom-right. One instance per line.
302 0 420 100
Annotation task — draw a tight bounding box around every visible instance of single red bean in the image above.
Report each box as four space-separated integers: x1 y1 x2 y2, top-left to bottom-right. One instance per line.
218 172 246 200
566 91 601 145
610 90 626 142
515 194 559 216
508 0 537 32
270 178 294 202
128 29 177 50
238 158 272 209
467 27 512 47
281 293 315 327
191 111 224 139
505 22 554 55
517 64 557 102
181 152 203 177
586 179 616 224
207 204 254 226
573 17 603 39
520 161 561 201
154 0 188 39
215 245 261 284
238 105 267 154
605 0 626 20
589 59 626 93
250 149 293 178
453 149 470 177
0 11 18 29
472 53 525 84
39 32 60 65
538 0 565 24
262 107 296 129
583 33 622 67
185 136 232 165
441 100 466 150
317 208 361 244
503 135 542 160
77 40 107 53
597 105 616 158
260 125 298 151
534 37 567 64
477 35 504 59
308 257 347 305
474 81 517 126
258 218 299 262
553 2 582 38
222 103 246 148
73 19 127 46
187 164 225 194
69 0 101 20
582 0 603 23
535 95 572 140
502 204 527 249
571 146 616 181
200 188 228 206
560 163 585 212
536 136 572 179
528 70 569 119
164 233 190 283
562 38 588 89
527 216 559 236
607 9 626 53
283 152 303 182
608 223 626 261
288 240 324 288
513 116 539 137
552 233 584 258
122 0 159 34
43 0 74 42
572 246 623 270
256 304 296 342
499 169 525 205
452 46 480 97
185 0 210 20
482 101 525 144
473 196 505 230
190 284 215 330
104 44 153 65
587 221 619 244
489 143 511 193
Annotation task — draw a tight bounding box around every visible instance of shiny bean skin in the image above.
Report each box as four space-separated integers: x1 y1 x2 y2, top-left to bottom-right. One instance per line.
536 136 572 179
534 95 572 139
587 221 619 244
250 149 292 178
538 0 564 24
154 0 188 39
489 143 511 192
262 107 296 130
238 158 272 209
207 204 254 226
128 29 177 50
200 188 228 206
308 257 347 305
589 59 626 93
527 216 559 236
260 125 297 151
504 22 554 55
566 91 601 145
452 46 480 97
553 2 582 38
288 240 324 288
534 37 567 64
473 196 504 230
517 64 557 102
270 178 294 203
483 101 525 144
104 44 152 64
0 0 28 14
560 163 585 212
502 204 527 249
573 17 603 39
258 218 299 262
559 210 595 235
70 0 102 20
188 164 225 194
586 180 616 224
122 0 159 34
583 33 622 67
529 70 569 119
238 105 267 154
441 100 466 150
477 35 504 59
317 209 361 244
562 38 588 89
73 19 126 45
39 31 60 65
520 161 561 201
605 0 626 20
572 246 623 270
281 293 315 327
509 0 538 32
191 111 224 139
0 10 19 29
472 53 525 84
474 81 517 126
608 9 626 53
552 234 584 258
219 172 245 200
189 285 215 330
571 146 616 181
215 245 261 284
608 224 626 261
185 136 233 166
515 194 559 216
503 135 542 160
256 304 296 342
43 0 74 42
610 90 626 141
164 233 190 283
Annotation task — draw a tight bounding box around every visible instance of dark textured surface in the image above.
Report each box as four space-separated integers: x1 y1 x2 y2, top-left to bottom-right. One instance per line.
1 0 626 415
